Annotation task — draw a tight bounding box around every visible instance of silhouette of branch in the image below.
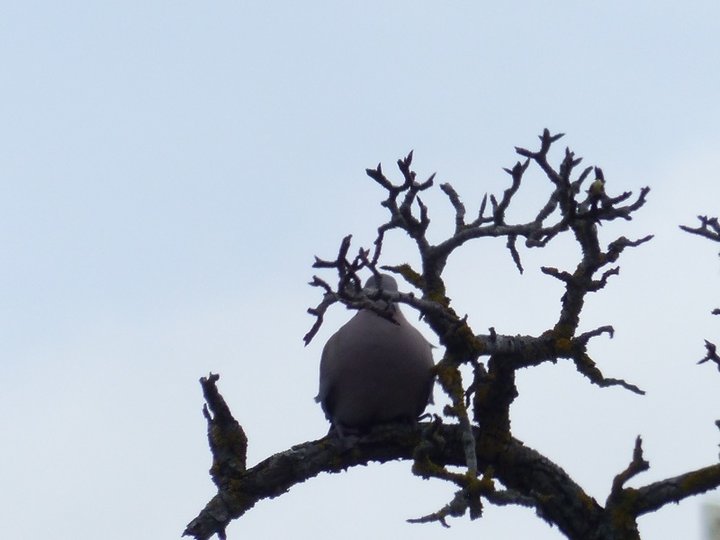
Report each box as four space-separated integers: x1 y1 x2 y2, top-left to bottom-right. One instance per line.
185 379 605 539
303 130 652 530
632 464 720 517
699 340 720 371
680 215 720 243
608 436 650 502
185 379 720 540
188 131 720 540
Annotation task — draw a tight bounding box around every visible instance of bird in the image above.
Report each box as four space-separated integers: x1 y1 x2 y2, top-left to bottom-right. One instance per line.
316 273 435 436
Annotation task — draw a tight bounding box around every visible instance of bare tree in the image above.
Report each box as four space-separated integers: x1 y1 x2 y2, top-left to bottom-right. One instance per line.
183 130 720 540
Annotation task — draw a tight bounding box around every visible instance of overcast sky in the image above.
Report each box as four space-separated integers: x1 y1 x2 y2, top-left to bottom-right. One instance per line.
2 2 719 539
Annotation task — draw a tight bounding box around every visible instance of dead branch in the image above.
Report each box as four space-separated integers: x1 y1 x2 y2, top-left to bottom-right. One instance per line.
680 215 720 243
185 378 605 539
698 340 720 371
187 131 720 540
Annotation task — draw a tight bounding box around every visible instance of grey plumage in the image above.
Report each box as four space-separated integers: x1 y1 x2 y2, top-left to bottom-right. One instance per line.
316 274 434 434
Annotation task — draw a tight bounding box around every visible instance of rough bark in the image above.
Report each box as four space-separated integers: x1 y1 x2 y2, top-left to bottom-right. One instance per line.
185 131 720 539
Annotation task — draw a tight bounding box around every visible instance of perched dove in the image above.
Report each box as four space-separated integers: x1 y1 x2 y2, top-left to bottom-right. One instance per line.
316 274 435 435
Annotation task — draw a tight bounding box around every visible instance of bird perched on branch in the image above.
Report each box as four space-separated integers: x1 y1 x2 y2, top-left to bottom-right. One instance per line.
316 274 435 436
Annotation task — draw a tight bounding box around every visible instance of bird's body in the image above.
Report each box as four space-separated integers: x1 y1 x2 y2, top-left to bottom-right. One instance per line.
316 275 434 434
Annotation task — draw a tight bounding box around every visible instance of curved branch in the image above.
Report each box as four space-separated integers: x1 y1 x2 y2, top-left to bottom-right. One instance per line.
185 386 720 540
185 416 606 540
190 131 720 540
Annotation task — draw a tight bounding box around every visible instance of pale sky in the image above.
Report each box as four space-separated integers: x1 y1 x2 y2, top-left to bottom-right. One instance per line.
1 2 719 539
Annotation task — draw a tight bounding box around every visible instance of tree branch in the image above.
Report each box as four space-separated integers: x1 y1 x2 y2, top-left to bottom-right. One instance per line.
698 340 720 371
185 379 607 539
185 377 720 540
302 132 651 531
188 131 720 539
680 215 720 243
184 374 248 540
633 463 720 516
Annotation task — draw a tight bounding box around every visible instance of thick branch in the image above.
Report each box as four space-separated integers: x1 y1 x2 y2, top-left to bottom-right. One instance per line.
186 418 607 540
200 374 248 484
184 374 248 540
186 386 720 540
633 463 720 516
